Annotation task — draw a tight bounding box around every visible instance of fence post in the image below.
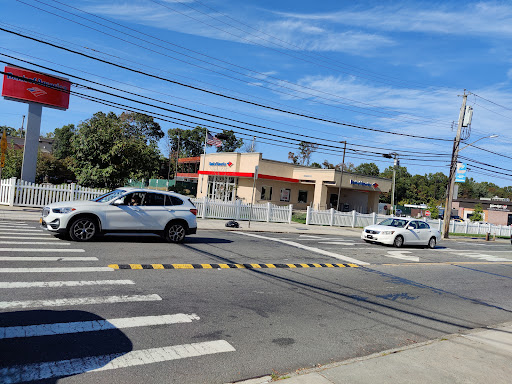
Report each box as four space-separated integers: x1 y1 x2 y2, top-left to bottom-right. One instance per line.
202 197 207 219
329 208 335 226
477 222 480 234
372 212 377 225
438 219 442 232
498 225 502 237
8 177 16 206
465 221 469 234
266 202 271 222
288 204 293 224
306 206 311 225
351 210 356 228
69 183 76 201
235 199 241 221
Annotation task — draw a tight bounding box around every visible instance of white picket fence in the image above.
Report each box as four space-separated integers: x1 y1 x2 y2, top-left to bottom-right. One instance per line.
305 206 512 236
191 198 293 223
0 177 109 208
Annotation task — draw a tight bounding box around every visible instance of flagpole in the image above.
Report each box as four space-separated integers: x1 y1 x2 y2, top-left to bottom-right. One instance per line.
200 128 208 194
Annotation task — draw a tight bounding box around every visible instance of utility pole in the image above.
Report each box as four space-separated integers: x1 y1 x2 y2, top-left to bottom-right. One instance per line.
443 91 468 239
383 152 398 215
336 141 347 211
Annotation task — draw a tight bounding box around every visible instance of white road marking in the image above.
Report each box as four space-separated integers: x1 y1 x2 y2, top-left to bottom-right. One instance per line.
385 251 420 262
0 294 162 309
319 241 356 245
453 253 511 262
0 267 114 273
0 248 85 253
0 236 59 240
434 249 512 253
0 280 134 289
0 241 71 245
239 232 369 265
0 340 235 383
0 257 98 261
0 229 45 232
298 235 323 238
293 238 351 241
0 313 200 339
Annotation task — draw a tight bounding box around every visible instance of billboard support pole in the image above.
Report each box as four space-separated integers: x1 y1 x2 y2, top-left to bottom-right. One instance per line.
21 102 42 183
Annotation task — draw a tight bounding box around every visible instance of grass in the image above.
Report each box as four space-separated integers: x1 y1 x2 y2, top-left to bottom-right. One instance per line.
450 233 510 239
291 212 307 224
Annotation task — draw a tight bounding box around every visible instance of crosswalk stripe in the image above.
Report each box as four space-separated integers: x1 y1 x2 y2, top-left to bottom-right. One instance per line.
0 248 85 253
0 241 71 245
0 313 200 339
0 236 60 240
0 280 134 289
0 257 98 261
0 267 114 273
0 294 162 309
0 340 235 383
0 229 45 232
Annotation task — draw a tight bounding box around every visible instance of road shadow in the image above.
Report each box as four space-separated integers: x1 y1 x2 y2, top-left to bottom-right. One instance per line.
0 310 133 383
54 234 233 244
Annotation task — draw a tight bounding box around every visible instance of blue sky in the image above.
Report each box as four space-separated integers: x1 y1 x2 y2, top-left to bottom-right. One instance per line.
1 0 512 187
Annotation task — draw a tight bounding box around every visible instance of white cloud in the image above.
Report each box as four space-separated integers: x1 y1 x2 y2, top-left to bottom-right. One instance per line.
276 2 512 38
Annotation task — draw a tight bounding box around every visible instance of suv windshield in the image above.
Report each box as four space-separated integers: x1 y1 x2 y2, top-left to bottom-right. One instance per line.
378 218 409 228
93 189 127 203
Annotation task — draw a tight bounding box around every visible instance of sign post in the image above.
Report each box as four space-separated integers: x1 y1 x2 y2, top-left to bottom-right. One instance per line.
1 66 70 183
0 129 7 182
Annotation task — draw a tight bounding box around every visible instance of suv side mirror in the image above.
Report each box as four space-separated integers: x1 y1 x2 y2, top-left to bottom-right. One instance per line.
113 199 124 205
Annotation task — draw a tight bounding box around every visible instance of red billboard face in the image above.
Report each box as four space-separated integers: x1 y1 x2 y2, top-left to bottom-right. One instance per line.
2 66 71 110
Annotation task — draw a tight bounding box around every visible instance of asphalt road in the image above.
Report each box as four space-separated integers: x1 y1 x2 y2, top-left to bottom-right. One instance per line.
1 222 511 384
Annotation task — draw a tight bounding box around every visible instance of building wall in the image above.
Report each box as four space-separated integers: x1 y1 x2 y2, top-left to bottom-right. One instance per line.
486 210 510 226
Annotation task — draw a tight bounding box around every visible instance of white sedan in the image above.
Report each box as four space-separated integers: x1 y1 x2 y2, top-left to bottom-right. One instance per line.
361 218 441 249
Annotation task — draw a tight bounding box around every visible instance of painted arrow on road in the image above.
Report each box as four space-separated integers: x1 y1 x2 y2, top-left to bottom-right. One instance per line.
385 251 420 262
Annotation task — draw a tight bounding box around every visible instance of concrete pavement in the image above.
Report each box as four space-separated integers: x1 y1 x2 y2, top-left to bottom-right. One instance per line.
231 322 512 384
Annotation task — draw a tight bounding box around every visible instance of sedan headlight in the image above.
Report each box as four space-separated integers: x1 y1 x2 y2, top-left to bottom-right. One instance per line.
52 207 76 214
380 230 395 235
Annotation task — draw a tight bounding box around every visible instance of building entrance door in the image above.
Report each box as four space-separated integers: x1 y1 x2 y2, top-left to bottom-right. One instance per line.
508 214 512 226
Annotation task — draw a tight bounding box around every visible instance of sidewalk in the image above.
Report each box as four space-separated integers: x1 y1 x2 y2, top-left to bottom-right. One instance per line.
231 322 512 384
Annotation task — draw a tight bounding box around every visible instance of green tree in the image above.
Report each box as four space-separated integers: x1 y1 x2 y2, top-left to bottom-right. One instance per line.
36 152 75 183
52 124 75 160
470 203 484 222
380 165 412 204
71 112 162 188
2 142 23 178
426 200 440 219
353 162 380 176
216 130 243 152
288 141 318 166
311 162 322 168
0 125 24 137
167 126 207 158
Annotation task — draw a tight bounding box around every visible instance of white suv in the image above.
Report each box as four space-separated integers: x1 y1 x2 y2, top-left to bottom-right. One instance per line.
41 188 197 242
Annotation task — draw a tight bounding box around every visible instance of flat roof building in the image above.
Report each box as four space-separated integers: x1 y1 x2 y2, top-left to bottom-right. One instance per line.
192 152 392 213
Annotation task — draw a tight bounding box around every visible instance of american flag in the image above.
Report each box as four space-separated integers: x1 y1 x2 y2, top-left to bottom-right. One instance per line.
206 132 223 147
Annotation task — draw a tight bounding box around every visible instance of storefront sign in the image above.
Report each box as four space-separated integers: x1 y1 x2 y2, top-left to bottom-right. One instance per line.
2 66 71 110
489 204 509 211
350 180 378 188
209 161 233 167
455 163 467 183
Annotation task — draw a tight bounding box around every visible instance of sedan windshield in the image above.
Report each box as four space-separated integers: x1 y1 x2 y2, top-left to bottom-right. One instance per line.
378 218 409 228
93 189 127 203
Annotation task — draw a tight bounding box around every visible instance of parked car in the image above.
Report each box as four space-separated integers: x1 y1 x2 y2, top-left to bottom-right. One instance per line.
40 188 197 242
361 218 441 249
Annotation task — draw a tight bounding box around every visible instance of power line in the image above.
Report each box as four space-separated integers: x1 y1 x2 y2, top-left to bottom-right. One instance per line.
0 27 455 143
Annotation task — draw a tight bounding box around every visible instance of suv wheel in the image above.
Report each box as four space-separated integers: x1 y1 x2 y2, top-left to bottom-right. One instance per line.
69 217 97 242
165 222 186 243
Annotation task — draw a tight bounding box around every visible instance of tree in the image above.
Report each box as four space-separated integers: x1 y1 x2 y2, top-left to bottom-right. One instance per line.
215 130 243 152
470 203 484 222
52 124 75 160
2 142 23 178
36 152 75 183
353 162 380 176
71 112 162 188
427 200 440 219
311 162 322 168
167 126 207 158
288 141 317 166
0 125 24 137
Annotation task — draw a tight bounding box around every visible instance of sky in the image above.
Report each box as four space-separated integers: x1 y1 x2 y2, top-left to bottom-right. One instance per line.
1 0 512 187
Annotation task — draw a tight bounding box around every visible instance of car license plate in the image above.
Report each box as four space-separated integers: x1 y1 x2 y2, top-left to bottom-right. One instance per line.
366 235 373 239
39 218 42 224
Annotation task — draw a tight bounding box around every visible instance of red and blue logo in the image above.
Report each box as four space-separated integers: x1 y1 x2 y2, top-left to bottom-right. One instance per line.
227 162 233 167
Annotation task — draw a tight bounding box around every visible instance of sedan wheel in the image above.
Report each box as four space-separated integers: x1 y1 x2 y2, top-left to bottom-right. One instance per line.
428 237 437 249
393 235 404 248
166 223 186 243
69 217 97 242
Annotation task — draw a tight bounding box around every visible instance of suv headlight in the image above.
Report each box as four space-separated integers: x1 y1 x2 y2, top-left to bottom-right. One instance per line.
381 230 395 235
52 207 76 214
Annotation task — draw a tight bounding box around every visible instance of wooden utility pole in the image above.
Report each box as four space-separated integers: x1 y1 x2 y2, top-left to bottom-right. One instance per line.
443 91 468 239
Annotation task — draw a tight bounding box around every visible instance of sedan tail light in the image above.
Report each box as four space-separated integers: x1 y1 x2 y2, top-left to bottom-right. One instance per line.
190 209 197 216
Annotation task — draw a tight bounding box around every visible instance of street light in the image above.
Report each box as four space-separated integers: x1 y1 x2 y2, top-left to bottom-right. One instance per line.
443 134 498 238
383 152 399 216
336 141 347 211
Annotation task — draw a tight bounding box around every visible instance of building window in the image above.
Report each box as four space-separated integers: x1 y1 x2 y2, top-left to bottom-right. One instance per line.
261 186 272 200
280 188 291 202
207 176 238 201
298 190 308 203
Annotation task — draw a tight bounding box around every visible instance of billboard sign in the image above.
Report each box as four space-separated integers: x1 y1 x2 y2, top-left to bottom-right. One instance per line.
2 66 71 110
455 162 467 183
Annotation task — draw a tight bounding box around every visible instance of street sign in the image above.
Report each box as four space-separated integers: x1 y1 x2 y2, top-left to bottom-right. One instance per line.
455 162 467 183
425 210 431 217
